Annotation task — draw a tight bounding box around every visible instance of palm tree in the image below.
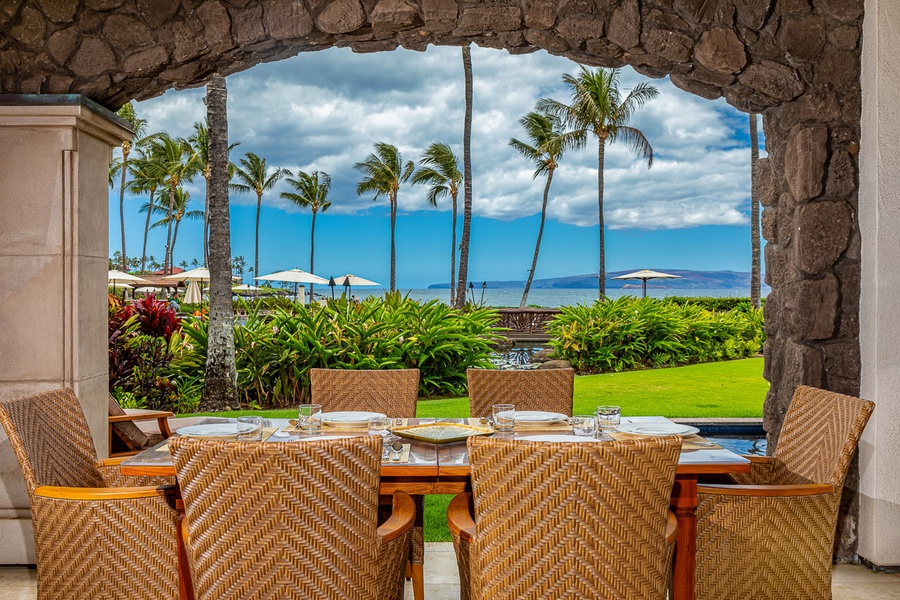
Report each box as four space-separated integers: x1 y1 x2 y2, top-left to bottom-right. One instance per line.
149 188 203 267
538 67 658 298
456 44 474 308
142 133 200 273
280 170 332 298
510 110 571 308
202 73 237 411
231 152 291 280
189 121 240 267
749 112 761 309
127 150 165 273
110 102 147 271
355 143 415 292
412 143 462 305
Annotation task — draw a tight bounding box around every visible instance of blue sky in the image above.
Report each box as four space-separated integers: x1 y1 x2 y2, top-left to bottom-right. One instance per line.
110 45 765 288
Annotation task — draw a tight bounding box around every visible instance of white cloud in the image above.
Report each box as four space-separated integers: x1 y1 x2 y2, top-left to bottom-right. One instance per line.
132 45 760 231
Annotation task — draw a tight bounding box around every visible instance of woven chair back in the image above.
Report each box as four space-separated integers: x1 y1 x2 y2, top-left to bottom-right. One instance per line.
309 368 420 417
466 368 574 417
170 435 385 600
108 392 150 449
466 435 680 600
0 388 105 498
776 385 875 487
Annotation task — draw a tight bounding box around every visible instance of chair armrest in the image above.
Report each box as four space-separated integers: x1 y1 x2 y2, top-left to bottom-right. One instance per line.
99 457 129 467
34 484 177 501
110 410 175 438
447 492 476 544
377 491 416 544
665 510 677 545
697 482 835 497
744 455 773 464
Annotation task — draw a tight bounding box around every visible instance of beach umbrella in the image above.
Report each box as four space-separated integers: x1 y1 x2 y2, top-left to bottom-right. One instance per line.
163 267 210 281
334 273 380 296
255 269 329 302
183 280 202 304
612 269 681 298
108 270 151 293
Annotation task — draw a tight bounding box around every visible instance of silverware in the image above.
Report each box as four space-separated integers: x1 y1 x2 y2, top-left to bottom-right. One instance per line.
396 418 403 426
382 445 390 460
391 441 404 462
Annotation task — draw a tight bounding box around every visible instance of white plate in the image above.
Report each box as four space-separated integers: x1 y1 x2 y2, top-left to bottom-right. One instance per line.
176 423 256 438
519 434 599 443
616 423 699 437
293 435 353 441
320 411 386 426
513 411 568 423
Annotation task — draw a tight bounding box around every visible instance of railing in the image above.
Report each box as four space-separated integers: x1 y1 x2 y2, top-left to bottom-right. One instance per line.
496 308 561 342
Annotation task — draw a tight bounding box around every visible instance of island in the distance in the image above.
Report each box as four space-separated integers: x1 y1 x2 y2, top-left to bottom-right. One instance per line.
427 269 769 290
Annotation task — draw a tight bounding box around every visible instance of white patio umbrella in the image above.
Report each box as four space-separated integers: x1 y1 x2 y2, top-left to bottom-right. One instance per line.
255 269 329 302
612 269 681 298
108 270 151 293
334 273 380 296
183 280 202 304
163 267 210 281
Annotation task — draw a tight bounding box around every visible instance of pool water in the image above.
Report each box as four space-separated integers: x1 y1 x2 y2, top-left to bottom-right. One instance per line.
704 435 767 456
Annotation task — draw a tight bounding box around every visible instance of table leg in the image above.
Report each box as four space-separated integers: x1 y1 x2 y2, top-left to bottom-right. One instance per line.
670 476 698 600
175 499 194 600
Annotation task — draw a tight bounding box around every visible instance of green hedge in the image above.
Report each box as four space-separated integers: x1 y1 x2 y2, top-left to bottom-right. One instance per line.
546 297 764 374
169 293 503 409
661 296 764 312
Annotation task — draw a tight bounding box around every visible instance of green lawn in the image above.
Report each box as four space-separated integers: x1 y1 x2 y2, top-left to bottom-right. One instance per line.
184 358 767 542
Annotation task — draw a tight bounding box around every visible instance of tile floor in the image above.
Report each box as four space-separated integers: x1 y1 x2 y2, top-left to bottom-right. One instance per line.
2 545 897 599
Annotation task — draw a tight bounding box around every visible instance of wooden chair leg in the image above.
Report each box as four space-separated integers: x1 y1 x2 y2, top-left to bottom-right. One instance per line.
411 562 424 600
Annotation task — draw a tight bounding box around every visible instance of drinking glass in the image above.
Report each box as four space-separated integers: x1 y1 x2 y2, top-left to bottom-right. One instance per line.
571 415 596 437
236 416 263 441
298 403 322 435
596 405 621 440
367 416 389 437
492 404 516 433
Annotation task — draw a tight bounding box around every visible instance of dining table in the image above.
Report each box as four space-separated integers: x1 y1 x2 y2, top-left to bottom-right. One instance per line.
120 415 751 600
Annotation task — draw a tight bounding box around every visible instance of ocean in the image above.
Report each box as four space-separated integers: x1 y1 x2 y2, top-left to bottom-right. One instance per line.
345 287 767 308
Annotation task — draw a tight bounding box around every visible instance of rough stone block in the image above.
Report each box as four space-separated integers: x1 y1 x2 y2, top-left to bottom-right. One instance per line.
757 158 777 207
607 0 640 49
421 0 457 32
780 275 839 340
10 6 45 48
524 29 569 53
68 37 117 77
47 27 79 65
669 74 722 100
739 60 805 103
825 149 856 199
784 125 828 202
197 1 235 53
458 7 521 33
556 15 604 40
816 0 863 22
694 27 746 74
794 200 852 274
642 27 694 63
122 45 168 73
370 0 420 31
36 0 79 23
265 0 314 39
316 0 366 33
781 92 841 127
104 15 155 53
778 15 825 62
816 49 859 91
524 0 557 29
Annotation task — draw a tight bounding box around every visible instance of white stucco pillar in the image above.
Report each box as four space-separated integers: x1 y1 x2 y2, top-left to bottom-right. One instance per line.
0 95 129 563
859 0 900 568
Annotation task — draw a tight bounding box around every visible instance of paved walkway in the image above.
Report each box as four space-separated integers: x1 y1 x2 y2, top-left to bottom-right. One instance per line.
2 544 898 599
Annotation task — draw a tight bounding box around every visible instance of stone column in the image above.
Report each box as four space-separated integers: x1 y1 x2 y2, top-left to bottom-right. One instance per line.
858 0 900 569
0 95 129 563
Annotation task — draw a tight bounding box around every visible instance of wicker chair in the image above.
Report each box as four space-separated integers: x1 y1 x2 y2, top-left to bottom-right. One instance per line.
466 367 574 417
309 367 420 416
309 367 424 598
695 385 876 600
0 389 179 598
170 435 415 600
108 393 208 457
448 435 681 600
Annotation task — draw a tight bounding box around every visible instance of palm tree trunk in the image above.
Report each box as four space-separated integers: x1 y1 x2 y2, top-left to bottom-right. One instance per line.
450 191 458 306
141 189 155 273
750 112 761 309
201 73 237 412
165 185 176 273
389 192 397 292
119 146 129 271
521 169 554 308
309 209 317 298
171 218 181 267
254 192 262 282
456 44 474 308
598 136 606 299
203 174 210 267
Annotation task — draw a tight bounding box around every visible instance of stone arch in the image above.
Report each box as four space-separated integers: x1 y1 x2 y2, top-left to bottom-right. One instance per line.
1 0 864 446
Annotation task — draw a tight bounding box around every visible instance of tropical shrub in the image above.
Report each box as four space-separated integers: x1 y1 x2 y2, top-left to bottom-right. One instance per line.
109 293 183 410
546 297 764 374
170 293 503 409
661 296 765 312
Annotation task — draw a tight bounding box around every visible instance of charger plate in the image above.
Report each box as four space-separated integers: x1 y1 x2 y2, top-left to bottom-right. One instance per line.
394 422 493 443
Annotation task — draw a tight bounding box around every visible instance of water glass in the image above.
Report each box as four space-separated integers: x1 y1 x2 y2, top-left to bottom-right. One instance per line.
596 405 621 439
492 404 516 432
571 415 596 437
367 416 390 437
236 416 263 441
298 403 322 435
